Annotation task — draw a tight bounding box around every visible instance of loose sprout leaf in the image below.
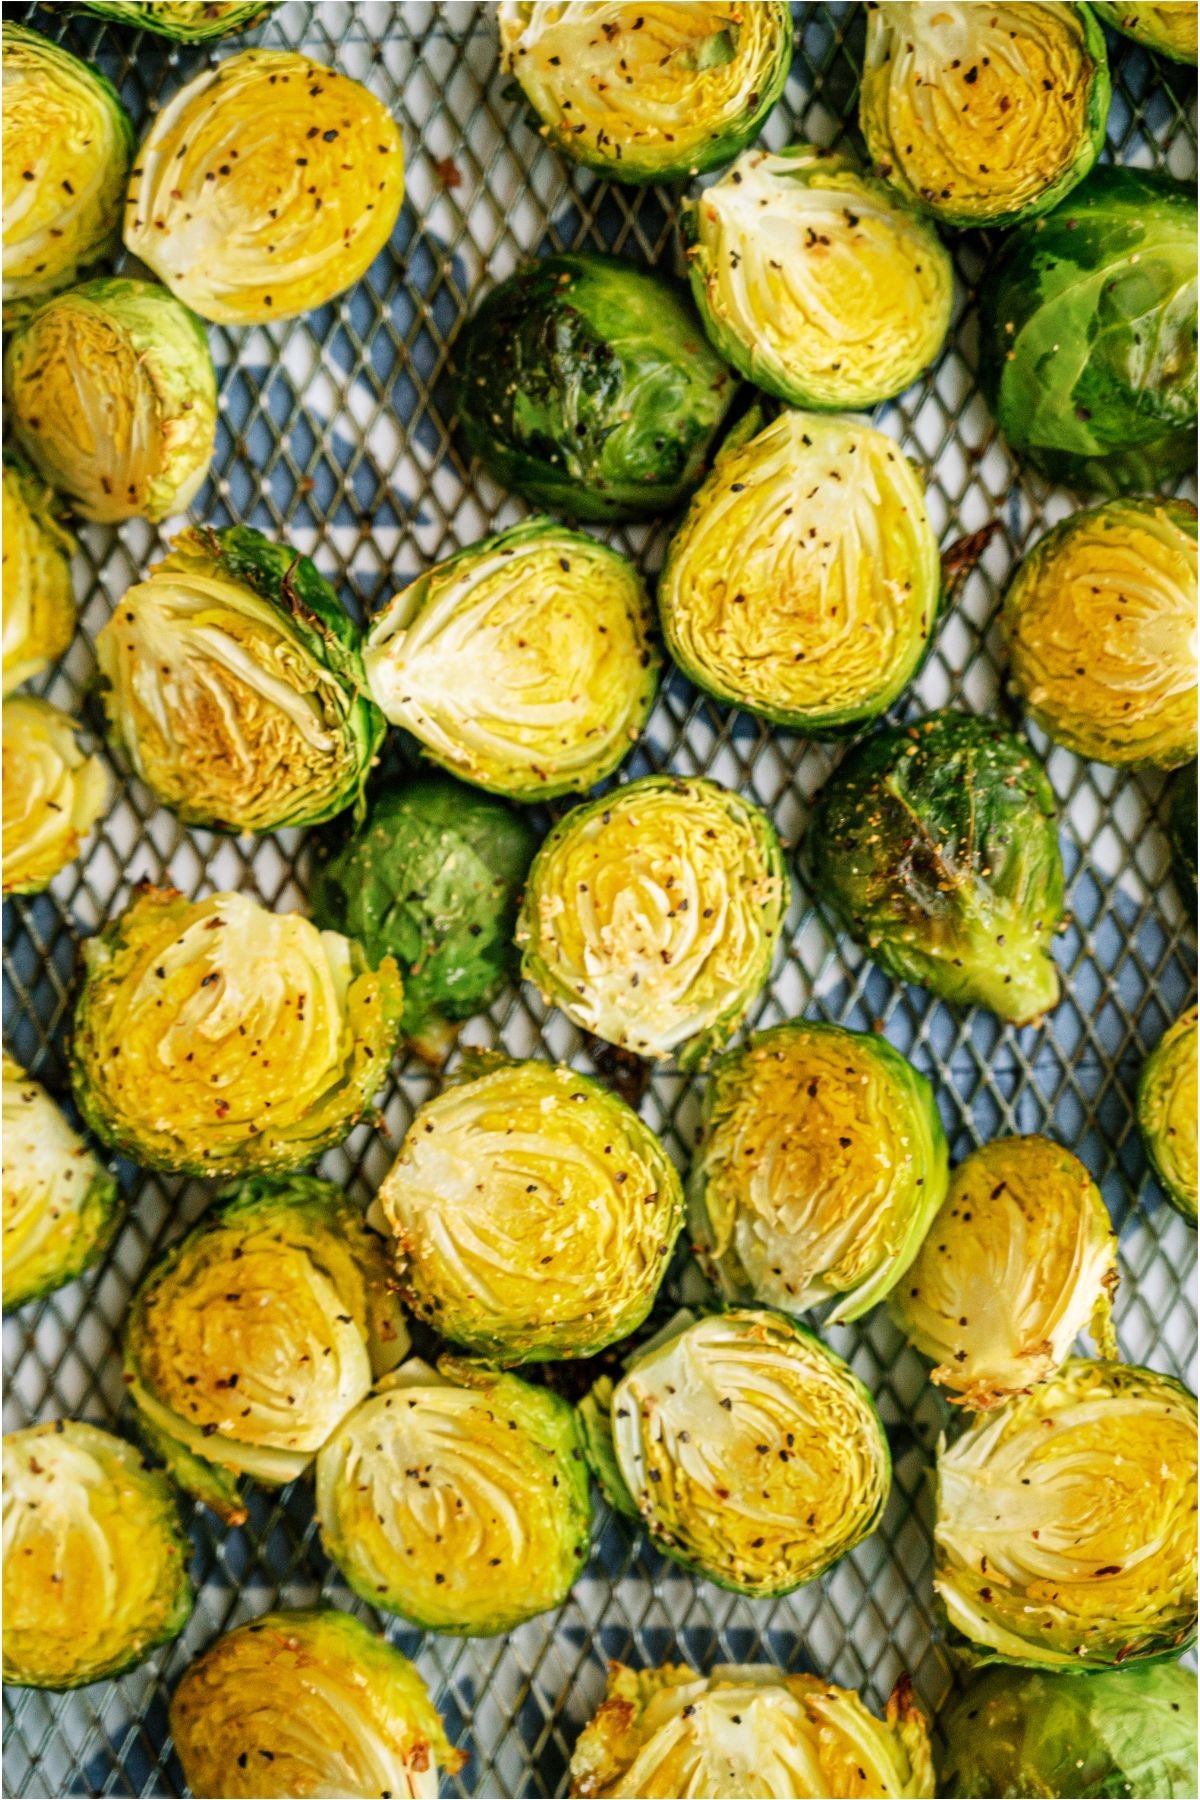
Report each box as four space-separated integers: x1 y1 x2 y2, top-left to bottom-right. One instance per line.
1 697 111 896
1137 1008 1199 1223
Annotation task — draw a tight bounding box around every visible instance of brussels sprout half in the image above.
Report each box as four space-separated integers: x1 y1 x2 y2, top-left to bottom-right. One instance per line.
2 697 110 896
2 453 75 698
498 2 792 186
657 410 941 732
124 49 404 325
79 1 276 40
1137 1008 1198 1223
808 711 1065 1025
170 1609 465 1800
95 525 385 833
363 517 658 800
454 252 735 522
935 1358 1198 1670
1170 761 1197 906
3 1420 193 1689
70 886 404 1178
1092 1 1198 61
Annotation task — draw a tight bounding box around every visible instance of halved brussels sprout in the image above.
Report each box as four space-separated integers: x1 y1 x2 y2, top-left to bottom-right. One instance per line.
979 166 1197 495
1002 498 1197 770
2 697 110 896
2 452 75 697
95 525 385 833
377 1058 683 1364
860 3 1109 230
1092 1 1198 60
1170 761 1197 906
808 711 1065 1024
3 1419 192 1689
889 1136 1117 1410
684 145 954 410
80 1 276 39
1137 1008 1198 1223
2 24 134 323
497 2 792 185
363 518 658 800
935 1357 1198 1669
316 1354 591 1634
581 1309 890 1597
170 1608 465 1800
688 1021 949 1323
70 886 404 1177
124 49 404 325
657 410 941 731
454 253 735 522
570 1662 934 1800
517 774 787 1067
5 278 216 524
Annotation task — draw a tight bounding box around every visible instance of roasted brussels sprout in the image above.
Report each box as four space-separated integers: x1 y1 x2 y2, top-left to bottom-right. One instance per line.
580 1309 890 1597
688 1021 949 1323
518 774 787 1067
497 2 792 186
363 518 658 799
70 886 404 1178
890 1136 1117 1410
1092 1 1198 60
316 1354 591 1634
570 1662 934 1800
657 410 941 731
170 1609 465 1800
5 278 216 524
3 1419 192 1689
1002 498 1197 769
1137 1008 1198 1223
684 145 954 410
979 166 1198 495
2 24 134 323
808 711 1065 1025
125 49 404 325
860 2 1109 230
935 1357 1198 1669
1170 761 1197 906
80 1 276 39
95 525 385 833
2 697 110 896
2 453 75 697
454 253 735 522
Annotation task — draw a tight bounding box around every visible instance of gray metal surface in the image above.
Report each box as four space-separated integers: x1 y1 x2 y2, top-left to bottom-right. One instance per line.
2 3 1197 1795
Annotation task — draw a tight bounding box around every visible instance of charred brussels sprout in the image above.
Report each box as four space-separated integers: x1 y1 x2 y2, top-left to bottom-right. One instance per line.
79 2 276 39
657 410 940 731
935 1358 1198 1669
3 1420 192 1689
70 886 404 1178
1138 1008 1198 1223
95 525 384 833
1002 498 1197 769
378 1059 683 1364
1170 761 1197 905
363 518 658 799
2 698 110 896
454 253 735 521
1092 1 1198 60
2 454 75 696
808 712 1065 1025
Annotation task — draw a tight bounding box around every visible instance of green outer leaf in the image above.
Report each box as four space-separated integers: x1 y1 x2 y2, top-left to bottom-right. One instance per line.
577 1375 640 1520
1091 0 1198 61
76 1 276 40
1169 761 1198 906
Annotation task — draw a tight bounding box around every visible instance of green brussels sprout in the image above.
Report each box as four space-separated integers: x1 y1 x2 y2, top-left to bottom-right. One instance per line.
2 1419 193 1689
889 1136 1117 1411
808 711 1065 1025
79 1 277 40
124 1175 410 1525
2 697 110 896
517 774 788 1068
5 278 216 524
170 1609 465 1800
124 50 405 326
2 451 76 697
860 2 1109 230
2 24 134 324
377 1058 683 1364
453 253 735 522
94 525 385 834
70 885 404 1178
688 1021 949 1324
979 166 1198 495
1002 498 1197 770
657 410 941 732
1169 761 1197 905
683 145 955 411
935 1357 1198 1670
363 517 658 799
580 1308 890 1598
1137 1007 1198 1223
1092 1 1198 61
316 1354 592 1634
497 1 792 186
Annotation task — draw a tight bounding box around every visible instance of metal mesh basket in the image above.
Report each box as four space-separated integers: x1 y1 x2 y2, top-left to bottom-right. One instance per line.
3 4 1197 1795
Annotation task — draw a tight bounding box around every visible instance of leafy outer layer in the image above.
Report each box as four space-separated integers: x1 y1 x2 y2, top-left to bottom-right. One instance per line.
78 1 276 40
1137 1007 1198 1222
1 451 76 696
1091 1 1198 61
1 697 111 896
